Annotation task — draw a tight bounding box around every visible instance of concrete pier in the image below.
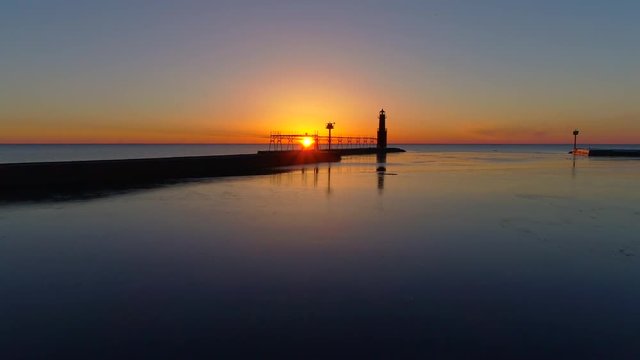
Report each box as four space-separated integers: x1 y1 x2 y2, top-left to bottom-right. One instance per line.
0 150 342 197
0 148 406 199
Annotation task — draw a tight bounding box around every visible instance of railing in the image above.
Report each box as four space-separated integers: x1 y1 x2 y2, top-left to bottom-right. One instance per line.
268 132 377 151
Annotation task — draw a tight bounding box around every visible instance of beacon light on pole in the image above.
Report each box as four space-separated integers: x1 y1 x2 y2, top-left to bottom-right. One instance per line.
326 122 335 150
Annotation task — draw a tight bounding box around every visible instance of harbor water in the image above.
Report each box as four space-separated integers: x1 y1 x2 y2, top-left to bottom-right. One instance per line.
1 145 640 358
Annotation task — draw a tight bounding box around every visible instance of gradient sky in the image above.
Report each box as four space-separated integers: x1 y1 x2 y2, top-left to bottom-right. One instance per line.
1 0 639 144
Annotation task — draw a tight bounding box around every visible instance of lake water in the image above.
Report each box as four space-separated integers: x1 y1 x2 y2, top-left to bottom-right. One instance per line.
2 145 640 358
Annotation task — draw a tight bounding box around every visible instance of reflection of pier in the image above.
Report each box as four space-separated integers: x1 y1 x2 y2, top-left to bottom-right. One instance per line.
270 152 389 195
377 152 386 193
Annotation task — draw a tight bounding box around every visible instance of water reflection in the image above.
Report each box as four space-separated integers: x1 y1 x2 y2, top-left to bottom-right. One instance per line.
313 165 319 188
0 179 206 204
0 168 290 205
299 164 332 195
270 155 389 197
376 152 387 193
327 164 332 195
281 156 392 196
4 150 640 358
310 164 332 195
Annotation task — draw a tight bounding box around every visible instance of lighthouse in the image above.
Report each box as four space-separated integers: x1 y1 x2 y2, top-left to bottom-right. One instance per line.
377 109 387 149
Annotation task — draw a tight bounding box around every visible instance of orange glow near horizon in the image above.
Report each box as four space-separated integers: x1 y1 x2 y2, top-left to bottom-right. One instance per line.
3 122 640 145
2 103 639 145
2 55 639 145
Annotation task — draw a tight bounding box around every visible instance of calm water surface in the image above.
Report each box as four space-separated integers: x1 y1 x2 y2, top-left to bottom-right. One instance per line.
1 145 640 358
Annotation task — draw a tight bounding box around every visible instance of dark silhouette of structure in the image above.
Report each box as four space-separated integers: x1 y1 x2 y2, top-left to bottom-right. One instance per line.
377 109 387 149
268 131 375 151
571 129 640 157
268 109 399 152
326 122 335 150
0 151 341 199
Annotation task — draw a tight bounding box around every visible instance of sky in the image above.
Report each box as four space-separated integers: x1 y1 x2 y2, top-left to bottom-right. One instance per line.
1 0 639 144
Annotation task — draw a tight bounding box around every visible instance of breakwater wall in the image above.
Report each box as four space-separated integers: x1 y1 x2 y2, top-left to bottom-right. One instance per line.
0 151 340 195
572 148 640 157
0 147 405 198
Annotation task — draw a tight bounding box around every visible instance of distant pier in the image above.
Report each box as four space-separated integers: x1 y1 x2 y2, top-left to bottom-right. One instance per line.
570 129 640 157
572 148 640 157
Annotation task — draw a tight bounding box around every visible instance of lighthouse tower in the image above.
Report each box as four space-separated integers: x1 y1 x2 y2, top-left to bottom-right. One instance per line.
377 108 387 149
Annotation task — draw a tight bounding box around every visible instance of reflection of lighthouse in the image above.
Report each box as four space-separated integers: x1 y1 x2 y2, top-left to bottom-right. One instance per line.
377 109 387 149
377 152 386 193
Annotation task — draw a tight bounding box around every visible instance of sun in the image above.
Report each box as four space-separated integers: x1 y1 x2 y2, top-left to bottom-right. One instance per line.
301 136 314 149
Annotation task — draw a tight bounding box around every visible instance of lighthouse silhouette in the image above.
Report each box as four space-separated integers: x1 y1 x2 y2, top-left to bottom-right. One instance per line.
377 109 387 149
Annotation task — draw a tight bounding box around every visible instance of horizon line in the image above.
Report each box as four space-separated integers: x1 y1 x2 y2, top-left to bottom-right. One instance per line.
1 142 639 146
